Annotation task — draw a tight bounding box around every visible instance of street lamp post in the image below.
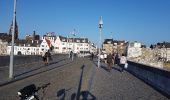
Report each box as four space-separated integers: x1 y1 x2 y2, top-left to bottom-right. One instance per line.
83 36 85 58
9 0 17 79
98 16 103 68
67 35 70 58
72 29 76 61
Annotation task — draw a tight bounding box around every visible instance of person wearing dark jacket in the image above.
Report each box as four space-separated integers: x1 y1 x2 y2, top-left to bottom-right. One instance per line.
46 50 52 65
91 53 94 60
107 53 114 71
115 53 120 65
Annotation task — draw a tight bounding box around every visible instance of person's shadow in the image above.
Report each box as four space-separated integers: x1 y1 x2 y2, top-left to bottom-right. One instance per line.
73 91 96 100
100 65 111 72
57 88 71 100
71 65 96 100
57 64 96 100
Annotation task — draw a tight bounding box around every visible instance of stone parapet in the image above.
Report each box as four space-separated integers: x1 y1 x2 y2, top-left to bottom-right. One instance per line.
127 61 170 97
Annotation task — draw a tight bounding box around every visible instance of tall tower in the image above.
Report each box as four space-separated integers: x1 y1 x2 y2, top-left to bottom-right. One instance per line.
9 16 19 40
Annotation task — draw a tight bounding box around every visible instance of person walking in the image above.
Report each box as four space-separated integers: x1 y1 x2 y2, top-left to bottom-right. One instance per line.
107 53 114 71
46 50 52 65
120 54 127 72
115 53 120 65
42 50 47 65
112 53 115 65
104 53 107 63
70 51 73 61
91 53 94 60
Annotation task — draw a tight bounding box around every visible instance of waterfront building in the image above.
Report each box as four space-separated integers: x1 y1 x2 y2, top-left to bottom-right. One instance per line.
102 38 128 54
40 32 56 53
53 35 96 54
127 41 142 58
7 39 42 55
0 39 8 55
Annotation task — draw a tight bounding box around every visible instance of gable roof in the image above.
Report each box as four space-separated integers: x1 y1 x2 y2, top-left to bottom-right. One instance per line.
45 38 51 47
58 35 89 43
157 42 170 48
103 39 113 44
0 33 11 42
14 39 42 47
103 39 127 46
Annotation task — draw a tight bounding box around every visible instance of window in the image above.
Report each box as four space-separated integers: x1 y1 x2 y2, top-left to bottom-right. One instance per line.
77 40 80 42
77 44 82 46
55 47 59 49
62 39 65 42
114 43 117 45
107 41 111 44
130 43 134 47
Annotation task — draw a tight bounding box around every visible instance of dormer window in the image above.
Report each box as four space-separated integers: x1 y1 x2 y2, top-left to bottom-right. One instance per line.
114 43 117 45
77 40 80 42
107 41 111 44
62 39 65 42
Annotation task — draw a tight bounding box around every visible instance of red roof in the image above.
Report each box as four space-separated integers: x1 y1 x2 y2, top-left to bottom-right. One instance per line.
45 38 51 48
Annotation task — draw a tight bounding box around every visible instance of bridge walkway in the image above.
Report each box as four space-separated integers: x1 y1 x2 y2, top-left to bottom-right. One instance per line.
0 56 169 100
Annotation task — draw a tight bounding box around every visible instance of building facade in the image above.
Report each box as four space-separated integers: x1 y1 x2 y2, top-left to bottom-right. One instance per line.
127 41 142 58
2 31 96 56
155 42 170 62
53 36 96 54
7 40 42 55
0 39 8 55
102 39 128 54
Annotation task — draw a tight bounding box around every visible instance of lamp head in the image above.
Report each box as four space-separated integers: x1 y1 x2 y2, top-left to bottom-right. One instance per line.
99 16 103 28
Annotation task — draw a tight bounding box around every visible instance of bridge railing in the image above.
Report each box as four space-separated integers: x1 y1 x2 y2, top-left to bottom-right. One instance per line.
127 61 170 97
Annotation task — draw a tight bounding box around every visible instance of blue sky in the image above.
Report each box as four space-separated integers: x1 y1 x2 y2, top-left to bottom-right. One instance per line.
0 0 170 46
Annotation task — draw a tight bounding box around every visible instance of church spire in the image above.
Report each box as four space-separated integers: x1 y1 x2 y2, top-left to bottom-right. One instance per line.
9 15 19 40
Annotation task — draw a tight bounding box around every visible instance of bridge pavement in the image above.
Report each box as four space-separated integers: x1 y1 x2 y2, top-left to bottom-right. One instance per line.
0 56 169 100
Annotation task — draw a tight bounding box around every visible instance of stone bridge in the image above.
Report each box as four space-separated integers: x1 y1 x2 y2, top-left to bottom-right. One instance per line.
0 55 169 100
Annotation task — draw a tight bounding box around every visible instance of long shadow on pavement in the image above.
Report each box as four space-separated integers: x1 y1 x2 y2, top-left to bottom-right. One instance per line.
14 58 67 78
57 88 72 100
72 64 96 100
91 59 121 73
57 64 96 100
100 65 111 73
0 60 72 87
112 65 122 72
